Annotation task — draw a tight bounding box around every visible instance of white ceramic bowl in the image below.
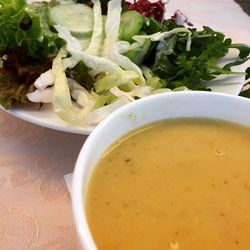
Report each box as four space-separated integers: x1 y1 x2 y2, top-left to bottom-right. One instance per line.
72 91 250 249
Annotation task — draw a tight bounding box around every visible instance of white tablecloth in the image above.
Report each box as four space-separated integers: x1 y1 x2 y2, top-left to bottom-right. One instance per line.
0 1 250 249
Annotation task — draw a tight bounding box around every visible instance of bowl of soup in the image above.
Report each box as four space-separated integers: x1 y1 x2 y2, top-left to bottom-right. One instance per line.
72 91 250 250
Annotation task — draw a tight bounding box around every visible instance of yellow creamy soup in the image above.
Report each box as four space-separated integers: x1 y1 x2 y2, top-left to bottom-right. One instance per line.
86 119 250 250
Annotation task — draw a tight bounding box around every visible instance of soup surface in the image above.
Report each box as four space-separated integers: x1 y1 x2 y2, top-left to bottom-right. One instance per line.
86 118 250 250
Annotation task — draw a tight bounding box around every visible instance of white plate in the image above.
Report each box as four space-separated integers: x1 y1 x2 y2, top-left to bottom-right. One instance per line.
0 50 246 135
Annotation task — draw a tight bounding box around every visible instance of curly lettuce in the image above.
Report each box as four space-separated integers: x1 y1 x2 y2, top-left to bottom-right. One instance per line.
0 0 63 108
0 0 62 58
0 74 28 108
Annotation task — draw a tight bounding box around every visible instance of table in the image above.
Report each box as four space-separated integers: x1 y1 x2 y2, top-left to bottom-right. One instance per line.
0 1 250 249
0 110 86 249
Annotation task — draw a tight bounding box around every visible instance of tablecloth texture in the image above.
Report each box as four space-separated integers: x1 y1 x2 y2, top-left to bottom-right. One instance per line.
1 1 250 250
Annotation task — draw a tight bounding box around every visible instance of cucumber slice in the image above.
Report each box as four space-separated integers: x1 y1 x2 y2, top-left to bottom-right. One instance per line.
77 37 91 50
49 3 94 37
119 10 144 42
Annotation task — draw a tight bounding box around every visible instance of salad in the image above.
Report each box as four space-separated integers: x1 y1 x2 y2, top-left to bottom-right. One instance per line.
0 0 250 127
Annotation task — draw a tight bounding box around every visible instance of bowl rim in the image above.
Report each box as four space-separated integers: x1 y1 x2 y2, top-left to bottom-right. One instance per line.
71 91 250 249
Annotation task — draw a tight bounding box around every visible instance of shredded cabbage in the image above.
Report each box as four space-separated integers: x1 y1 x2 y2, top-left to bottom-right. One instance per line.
85 0 103 56
71 90 95 110
55 25 121 76
102 0 122 58
67 78 95 108
52 50 95 125
54 25 82 51
133 28 192 51
110 41 145 83
94 70 141 93
90 90 116 108
70 50 121 76
141 66 163 89
27 88 53 103
109 84 152 101
84 96 130 126
34 69 54 90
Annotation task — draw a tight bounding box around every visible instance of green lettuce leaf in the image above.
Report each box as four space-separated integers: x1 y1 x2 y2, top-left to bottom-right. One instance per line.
66 61 94 90
150 26 245 90
246 67 250 81
230 43 250 59
0 0 63 58
0 72 28 108
0 0 64 108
